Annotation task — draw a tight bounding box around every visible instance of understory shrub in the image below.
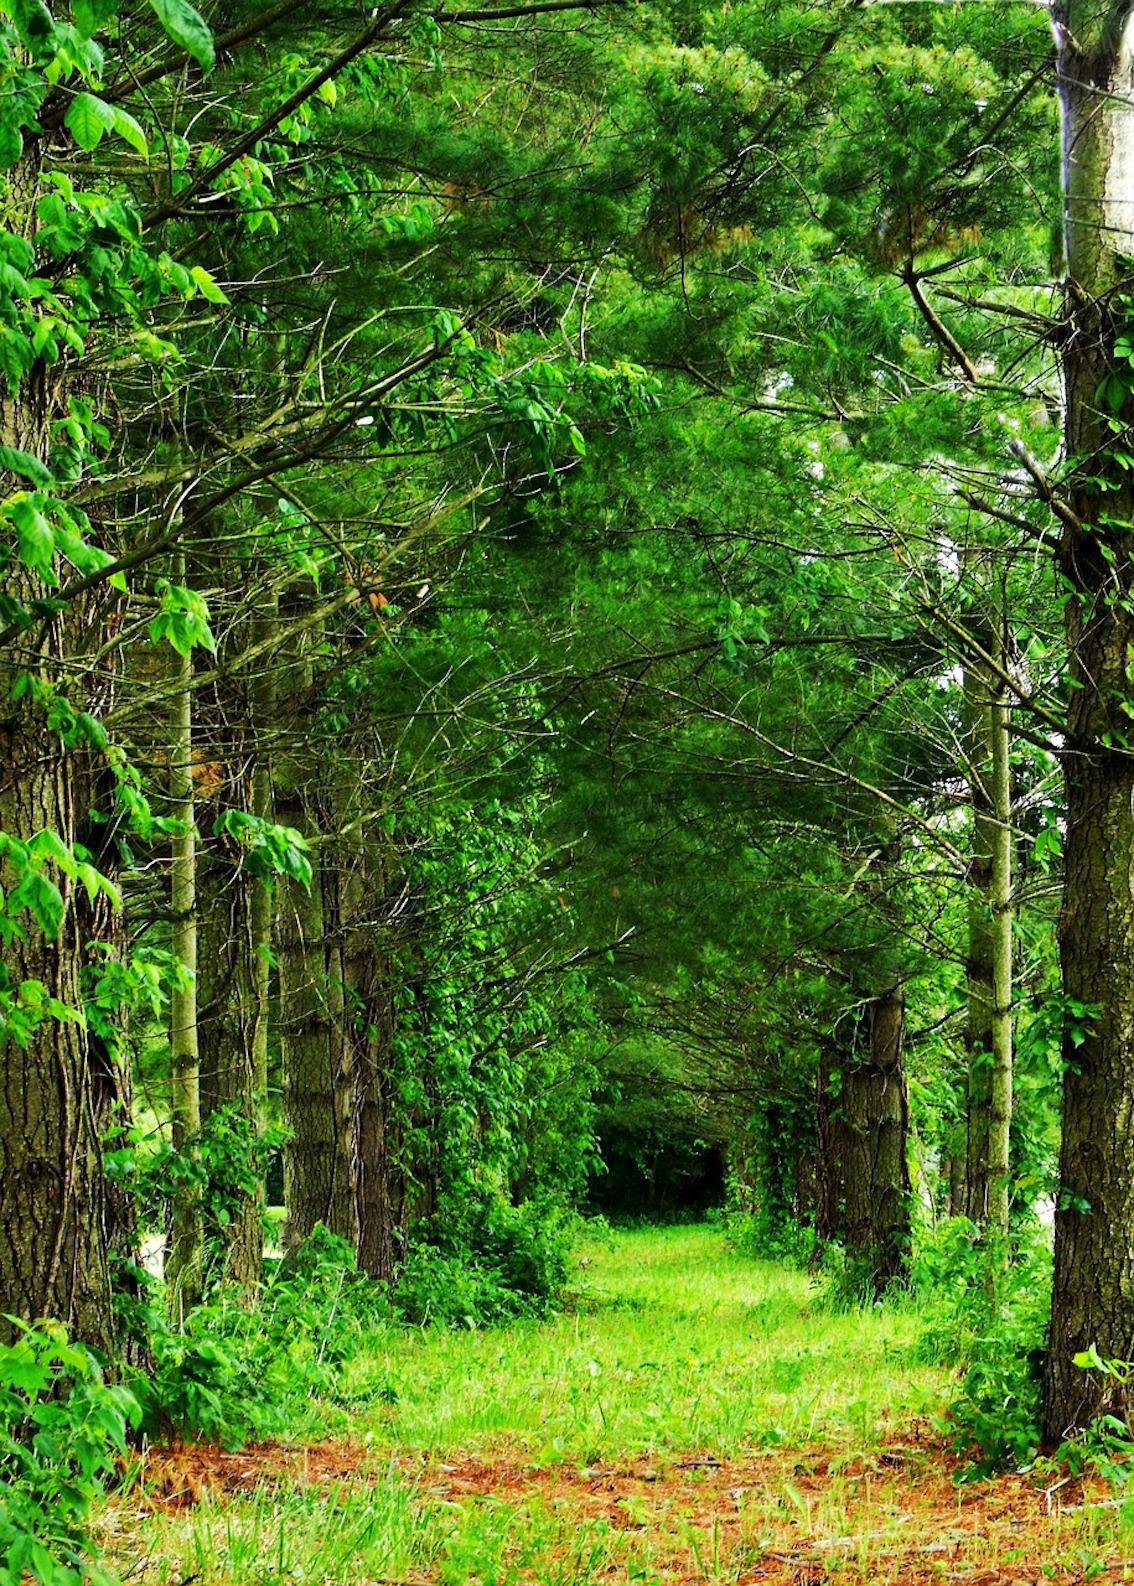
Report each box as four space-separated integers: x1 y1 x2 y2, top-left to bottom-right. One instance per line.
132 1196 572 1443
108 1106 287 1298
727 1209 817 1269
395 1190 571 1325
912 1216 1050 1473
132 1227 391 1447
809 1240 891 1312
0 1321 139 1586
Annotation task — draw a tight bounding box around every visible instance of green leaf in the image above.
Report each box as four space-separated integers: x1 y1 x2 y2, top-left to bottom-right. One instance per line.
65 92 116 152
28 829 77 877
0 123 24 170
147 0 215 71
150 581 216 653
73 0 118 36
9 0 56 51
0 446 53 489
111 106 148 158
10 500 54 573
10 871 66 938
188 264 228 304
0 1341 50 1395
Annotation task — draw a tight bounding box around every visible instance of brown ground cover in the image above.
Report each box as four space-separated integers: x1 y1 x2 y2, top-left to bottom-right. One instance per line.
135 1431 1134 1585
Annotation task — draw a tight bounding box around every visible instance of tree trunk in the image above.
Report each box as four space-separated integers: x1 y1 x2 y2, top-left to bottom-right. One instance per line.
274 591 356 1250
278 837 358 1249
1043 1 1134 1440
337 815 397 1281
164 577 203 1313
962 641 994 1224
243 659 273 1271
0 149 127 1348
961 576 1013 1243
814 1036 848 1250
0 691 119 1348
196 590 277 1291
837 988 911 1294
196 841 264 1291
986 653 1013 1247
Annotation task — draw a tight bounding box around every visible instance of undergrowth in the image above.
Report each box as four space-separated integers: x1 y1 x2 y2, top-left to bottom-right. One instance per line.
911 1216 1049 1474
0 1321 138 1586
131 1227 392 1447
98 1225 1134 1586
394 1191 572 1326
726 1208 817 1270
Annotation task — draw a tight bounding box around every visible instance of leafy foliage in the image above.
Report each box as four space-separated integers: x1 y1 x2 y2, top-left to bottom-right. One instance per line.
395 1192 572 1326
0 1322 139 1586
913 1219 1049 1473
132 1228 390 1447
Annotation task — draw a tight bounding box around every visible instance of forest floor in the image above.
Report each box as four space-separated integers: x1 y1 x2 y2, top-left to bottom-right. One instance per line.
102 1226 1134 1586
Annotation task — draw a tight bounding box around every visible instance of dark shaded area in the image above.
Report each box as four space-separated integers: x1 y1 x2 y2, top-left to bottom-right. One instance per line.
266 1149 284 1207
587 1126 724 1220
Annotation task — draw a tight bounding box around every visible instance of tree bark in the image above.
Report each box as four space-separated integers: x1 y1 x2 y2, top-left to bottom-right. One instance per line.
337 814 398 1281
1045 0 1134 1440
962 639 994 1223
986 651 1013 1247
837 987 911 1294
0 148 124 1349
816 970 911 1296
278 850 357 1248
0 696 120 1348
164 566 203 1313
195 590 277 1291
814 1036 848 1250
196 841 264 1291
961 574 1013 1244
275 601 356 1249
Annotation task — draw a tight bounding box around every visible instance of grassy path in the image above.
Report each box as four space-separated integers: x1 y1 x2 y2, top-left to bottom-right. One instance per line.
320 1223 943 1460
108 1225 1134 1586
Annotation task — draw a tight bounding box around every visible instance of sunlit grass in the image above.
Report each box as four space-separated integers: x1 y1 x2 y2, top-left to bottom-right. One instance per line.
322 1223 943 1460
102 1225 1134 1586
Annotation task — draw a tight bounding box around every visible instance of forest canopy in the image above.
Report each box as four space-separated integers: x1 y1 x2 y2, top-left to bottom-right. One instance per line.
4 0 1134 1575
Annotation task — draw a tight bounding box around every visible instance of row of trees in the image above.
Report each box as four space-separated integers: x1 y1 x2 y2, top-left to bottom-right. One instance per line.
0 0 618 1340
4 0 1134 1445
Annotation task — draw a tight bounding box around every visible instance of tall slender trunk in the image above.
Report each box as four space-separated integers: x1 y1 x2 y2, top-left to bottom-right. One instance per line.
962 574 1013 1244
197 842 261 1284
1045 1 1134 1440
275 595 355 1249
338 817 397 1281
0 637 119 1344
986 652 1013 1247
243 603 275 1276
0 148 127 1350
196 589 278 1290
814 1036 847 1249
164 563 203 1312
962 640 994 1222
278 849 357 1248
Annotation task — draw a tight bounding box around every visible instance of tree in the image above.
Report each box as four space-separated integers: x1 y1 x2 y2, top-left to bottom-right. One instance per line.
1044 0 1134 1440
0 0 629 1341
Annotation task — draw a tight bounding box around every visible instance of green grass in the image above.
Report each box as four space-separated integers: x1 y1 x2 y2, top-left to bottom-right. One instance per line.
104 1225 1134 1586
323 1223 943 1460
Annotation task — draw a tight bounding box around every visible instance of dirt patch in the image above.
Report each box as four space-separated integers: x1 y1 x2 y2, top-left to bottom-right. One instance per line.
136 1433 1133 1583
140 1438 375 1507
399 1436 1131 1585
